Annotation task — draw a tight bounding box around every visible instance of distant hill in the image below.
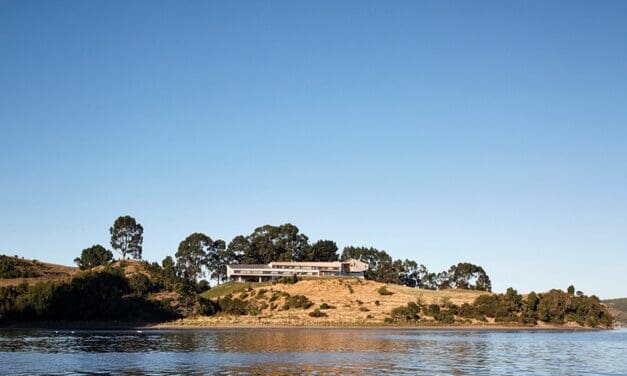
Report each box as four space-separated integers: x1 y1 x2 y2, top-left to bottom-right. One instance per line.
0 255 77 286
603 298 627 325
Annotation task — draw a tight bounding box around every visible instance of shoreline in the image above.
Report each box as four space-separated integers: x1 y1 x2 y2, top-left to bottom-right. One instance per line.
0 321 607 331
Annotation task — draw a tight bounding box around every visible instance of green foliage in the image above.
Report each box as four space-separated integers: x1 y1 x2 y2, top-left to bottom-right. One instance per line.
0 270 178 323
301 240 339 262
196 295 219 316
175 232 214 282
0 255 40 278
423 304 441 317
567 285 575 295
434 310 455 324
319 303 336 310
309 308 327 318
128 273 151 297
389 302 421 322
217 295 259 316
110 215 144 260
377 286 394 296
74 245 113 270
197 280 211 293
437 262 492 291
274 275 299 284
236 224 310 264
282 294 313 310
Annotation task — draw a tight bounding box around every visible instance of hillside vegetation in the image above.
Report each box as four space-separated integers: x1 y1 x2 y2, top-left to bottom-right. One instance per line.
603 298 627 325
0 255 77 286
165 277 613 328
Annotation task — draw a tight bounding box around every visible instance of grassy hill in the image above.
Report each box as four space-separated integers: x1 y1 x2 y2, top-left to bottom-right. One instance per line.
178 278 492 327
603 298 627 325
0 255 77 286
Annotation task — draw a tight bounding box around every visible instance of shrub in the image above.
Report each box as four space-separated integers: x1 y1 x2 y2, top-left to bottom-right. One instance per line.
269 292 281 302
128 273 151 297
422 304 441 317
275 275 299 284
256 289 267 298
196 279 211 293
282 295 313 310
375 300 380 306
320 303 336 310
359 306 370 312
309 308 327 318
434 311 455 324
377 286 393 296
389 302 420 322
347 284 355 294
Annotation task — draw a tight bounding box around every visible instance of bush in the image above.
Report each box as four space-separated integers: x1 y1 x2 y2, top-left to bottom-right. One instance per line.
282 295 313 310
128 273 151 297
218 295 258 316
359 306 370 312
275 275 299 284
434 311 455 324
377 286 393 296
389 302 421 322
375 300 380 306
197 280 211 293
320 303 335 310
309 308 327 318
422 304 440 317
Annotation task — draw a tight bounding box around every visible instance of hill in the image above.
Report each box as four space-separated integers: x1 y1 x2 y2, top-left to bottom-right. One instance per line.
0 255 77 287
603 298 627 325
166 278 596 328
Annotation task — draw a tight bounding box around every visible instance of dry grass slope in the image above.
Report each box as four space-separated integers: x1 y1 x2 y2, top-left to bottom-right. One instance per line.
0 256 78 287
176 278 491 327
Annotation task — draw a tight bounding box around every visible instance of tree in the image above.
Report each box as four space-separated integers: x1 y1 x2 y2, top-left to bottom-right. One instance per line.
299 240 338 261
110 216 143 260
228 235 252 264
438 262 492 291
206 239 237 285
567 285 575 295
175 233 212 282
74 245 113 270
240 224 310 264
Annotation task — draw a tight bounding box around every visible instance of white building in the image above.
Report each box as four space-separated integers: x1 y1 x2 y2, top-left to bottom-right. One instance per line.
226 259 369 282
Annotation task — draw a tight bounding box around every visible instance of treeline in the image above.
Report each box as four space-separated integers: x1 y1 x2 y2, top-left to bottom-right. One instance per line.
388 286 613 327
75 217 492 291
0 268 180 324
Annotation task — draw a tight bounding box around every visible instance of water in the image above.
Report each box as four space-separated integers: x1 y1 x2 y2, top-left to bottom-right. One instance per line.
1 328 626 375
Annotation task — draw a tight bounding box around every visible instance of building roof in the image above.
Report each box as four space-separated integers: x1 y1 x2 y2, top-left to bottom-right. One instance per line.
226 264 270 269
269 261 342 267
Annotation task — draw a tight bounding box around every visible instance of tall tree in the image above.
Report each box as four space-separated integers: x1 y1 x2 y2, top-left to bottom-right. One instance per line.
109 215 144 260
242 224 310 264
438 262 492 291
299 240 338 261
74 244 113 270
228 235 252 264
175 232 212 282
206 239 236 285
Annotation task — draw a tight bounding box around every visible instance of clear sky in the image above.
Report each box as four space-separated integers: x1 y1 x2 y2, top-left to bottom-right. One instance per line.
1 1 626 298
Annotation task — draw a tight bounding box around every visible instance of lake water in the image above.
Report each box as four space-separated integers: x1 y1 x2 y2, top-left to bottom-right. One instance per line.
1 328 626 375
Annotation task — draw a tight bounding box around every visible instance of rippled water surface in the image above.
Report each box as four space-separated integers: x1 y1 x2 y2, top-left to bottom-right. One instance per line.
1 328 626 375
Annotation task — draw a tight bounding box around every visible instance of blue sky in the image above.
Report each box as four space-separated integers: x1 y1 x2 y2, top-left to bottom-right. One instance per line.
1 1 626 297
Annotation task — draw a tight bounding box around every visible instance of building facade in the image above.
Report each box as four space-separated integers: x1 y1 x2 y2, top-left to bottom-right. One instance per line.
226 259 369 282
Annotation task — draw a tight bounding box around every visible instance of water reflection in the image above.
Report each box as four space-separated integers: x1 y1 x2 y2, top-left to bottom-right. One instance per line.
0 328 626 375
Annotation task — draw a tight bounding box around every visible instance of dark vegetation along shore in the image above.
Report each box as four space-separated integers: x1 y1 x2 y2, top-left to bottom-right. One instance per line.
0 215 617 329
